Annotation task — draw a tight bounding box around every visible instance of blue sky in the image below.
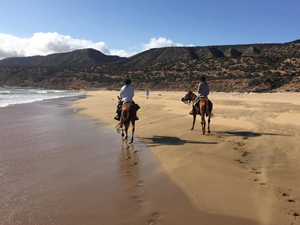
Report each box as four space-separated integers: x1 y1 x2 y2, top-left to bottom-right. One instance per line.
0 0 299 59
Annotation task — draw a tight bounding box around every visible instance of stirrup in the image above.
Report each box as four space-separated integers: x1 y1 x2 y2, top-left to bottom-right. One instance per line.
135 117 139 121
189 110 194 115
114 115 120 121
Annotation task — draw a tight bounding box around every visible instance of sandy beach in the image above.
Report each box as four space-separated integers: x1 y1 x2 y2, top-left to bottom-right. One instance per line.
74 90 300 225
1 97 255 225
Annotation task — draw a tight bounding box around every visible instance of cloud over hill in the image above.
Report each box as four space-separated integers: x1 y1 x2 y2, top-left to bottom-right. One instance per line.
0 32 187 60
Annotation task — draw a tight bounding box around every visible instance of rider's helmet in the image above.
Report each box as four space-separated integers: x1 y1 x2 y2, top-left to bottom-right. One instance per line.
200 76 206 82
125 79 131 85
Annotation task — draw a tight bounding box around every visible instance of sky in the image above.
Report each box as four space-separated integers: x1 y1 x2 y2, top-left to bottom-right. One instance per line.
0 0 299 60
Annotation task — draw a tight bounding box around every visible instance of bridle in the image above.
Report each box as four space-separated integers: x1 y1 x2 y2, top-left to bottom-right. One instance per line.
181 95 193 105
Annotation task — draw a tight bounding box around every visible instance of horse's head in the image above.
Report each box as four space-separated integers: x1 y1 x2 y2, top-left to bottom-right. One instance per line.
181 91 196 104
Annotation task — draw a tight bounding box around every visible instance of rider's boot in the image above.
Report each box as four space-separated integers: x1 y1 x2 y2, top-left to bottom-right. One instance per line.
189 106 195 115
114 110 121 121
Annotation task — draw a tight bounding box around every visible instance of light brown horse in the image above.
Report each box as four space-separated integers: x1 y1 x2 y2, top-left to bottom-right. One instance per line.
116 97 137 143
181 91 213 134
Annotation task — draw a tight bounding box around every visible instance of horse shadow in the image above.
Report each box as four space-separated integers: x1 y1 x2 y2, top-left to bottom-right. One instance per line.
139 135 218 147
217 131 290 140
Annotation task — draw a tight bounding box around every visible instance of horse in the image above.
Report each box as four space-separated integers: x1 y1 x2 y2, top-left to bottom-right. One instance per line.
181 91 213 134
116 97 138 143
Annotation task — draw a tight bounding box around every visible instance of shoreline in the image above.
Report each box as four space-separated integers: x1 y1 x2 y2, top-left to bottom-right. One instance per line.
73 90 300 224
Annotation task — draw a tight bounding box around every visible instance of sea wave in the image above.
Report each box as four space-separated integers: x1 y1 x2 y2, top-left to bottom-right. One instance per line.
0 88 85 108
0 91 11 94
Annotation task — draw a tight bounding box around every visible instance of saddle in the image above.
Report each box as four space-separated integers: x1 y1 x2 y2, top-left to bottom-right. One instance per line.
193 96 207 107
118 101 140 111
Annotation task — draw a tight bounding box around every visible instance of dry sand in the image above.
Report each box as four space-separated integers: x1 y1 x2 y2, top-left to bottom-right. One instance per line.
73 90 300 225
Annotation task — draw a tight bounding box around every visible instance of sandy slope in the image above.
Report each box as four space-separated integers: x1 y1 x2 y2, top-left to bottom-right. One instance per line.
73 90 300 225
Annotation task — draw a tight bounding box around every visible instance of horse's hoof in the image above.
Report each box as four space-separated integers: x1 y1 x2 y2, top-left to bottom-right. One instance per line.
208 130 210 133
191 128 194 130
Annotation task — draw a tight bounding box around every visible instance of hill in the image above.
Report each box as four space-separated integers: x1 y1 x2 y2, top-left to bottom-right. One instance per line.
114 40 300 67
0 49 124 67
0 40 299 92
0 56 42 66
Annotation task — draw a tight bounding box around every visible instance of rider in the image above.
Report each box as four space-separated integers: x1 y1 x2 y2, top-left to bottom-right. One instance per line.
114 79 139 121
189 76 209 115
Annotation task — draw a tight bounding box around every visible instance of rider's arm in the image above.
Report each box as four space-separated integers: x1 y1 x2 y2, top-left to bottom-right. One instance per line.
119 86 125 99
197 83 201 95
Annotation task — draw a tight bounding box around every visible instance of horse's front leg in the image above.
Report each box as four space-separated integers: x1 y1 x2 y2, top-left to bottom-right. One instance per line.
207 116 211 133
201 114 206 135
130 121 135 143
191 114 196 130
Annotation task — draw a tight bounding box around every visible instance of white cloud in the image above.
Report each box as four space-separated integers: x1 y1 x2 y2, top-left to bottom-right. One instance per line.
142 37 184 51
0 32 187 60
0 32 136 60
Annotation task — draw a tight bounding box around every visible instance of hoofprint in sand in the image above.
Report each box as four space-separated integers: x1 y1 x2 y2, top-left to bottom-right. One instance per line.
73 91 300 225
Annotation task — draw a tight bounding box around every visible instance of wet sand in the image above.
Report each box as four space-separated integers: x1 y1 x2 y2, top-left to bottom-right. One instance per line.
0 97 260 225
73 90 300 225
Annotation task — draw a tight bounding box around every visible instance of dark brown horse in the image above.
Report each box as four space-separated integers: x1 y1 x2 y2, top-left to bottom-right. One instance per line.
181 91 213 134
116 97 137 143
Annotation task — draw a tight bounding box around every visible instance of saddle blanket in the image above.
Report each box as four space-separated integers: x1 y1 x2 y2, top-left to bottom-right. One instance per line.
193 96 207 106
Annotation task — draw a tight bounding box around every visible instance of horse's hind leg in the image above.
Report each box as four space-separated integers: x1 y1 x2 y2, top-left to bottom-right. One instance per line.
124 122 129 140
120 124 124 137
201 115 206 135
207 116 211 133
130 120 135 143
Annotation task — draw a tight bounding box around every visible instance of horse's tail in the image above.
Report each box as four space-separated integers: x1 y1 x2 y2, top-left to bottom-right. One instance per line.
205 100 213 117
116 107 130 133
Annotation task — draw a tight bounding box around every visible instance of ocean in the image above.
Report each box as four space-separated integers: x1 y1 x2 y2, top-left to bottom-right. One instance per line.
0 88 85 108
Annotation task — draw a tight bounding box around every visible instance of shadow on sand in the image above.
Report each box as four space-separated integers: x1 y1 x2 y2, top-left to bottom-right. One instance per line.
139 135 218 147
217 131 290 140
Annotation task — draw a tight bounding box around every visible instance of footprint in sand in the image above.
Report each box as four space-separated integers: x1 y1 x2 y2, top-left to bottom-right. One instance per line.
130 162 140 167
234 158 248 164
241 150 251 157
135 180 145 188
125 171 134 176
133 150 141 154
148 212 161 225
151 212 161 219
288 199 297 203
131 195 145 205
148 220 156 225
250 168 261 174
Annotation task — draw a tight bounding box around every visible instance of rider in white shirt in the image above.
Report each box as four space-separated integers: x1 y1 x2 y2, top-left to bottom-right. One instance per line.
119 82 134 102
114 79 139 121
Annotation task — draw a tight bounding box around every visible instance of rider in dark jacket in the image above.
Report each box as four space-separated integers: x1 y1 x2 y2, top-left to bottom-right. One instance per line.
189 76 209 115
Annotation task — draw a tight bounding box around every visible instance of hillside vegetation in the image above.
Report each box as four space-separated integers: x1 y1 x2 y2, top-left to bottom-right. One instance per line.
0 40 299 92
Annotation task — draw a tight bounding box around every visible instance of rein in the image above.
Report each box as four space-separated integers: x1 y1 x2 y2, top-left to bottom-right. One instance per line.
182 92 197 106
